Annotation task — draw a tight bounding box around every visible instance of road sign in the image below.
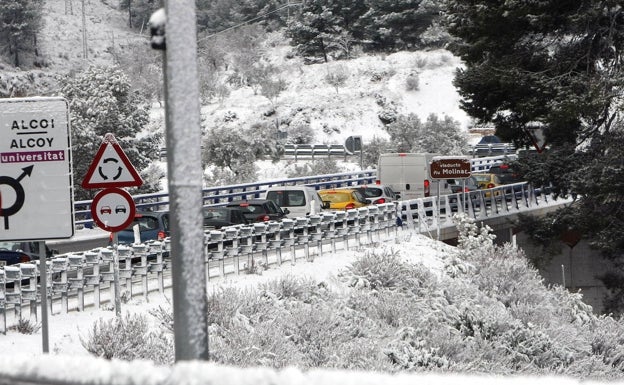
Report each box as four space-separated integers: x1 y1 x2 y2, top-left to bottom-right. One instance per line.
82 133 143 189
90 188 136 232
430 156 471 179
0 97 74 241
344 135 362 155
525 122 547 153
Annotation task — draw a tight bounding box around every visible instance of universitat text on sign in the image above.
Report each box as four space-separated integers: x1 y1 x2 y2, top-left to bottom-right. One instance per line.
0 97 74 241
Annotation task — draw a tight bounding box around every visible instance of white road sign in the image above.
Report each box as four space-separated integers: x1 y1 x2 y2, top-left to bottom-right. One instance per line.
0 97 74 241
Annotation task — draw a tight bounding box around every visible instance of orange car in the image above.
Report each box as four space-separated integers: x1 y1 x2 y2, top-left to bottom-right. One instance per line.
318 188 369 211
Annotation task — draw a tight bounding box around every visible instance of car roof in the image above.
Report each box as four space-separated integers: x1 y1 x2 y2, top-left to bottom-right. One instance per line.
319 188 357 192
227 199 274 205
265 185 317 191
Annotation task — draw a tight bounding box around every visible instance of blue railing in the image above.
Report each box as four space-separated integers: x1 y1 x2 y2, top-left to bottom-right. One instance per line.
74 170 377 227
73 155 513 227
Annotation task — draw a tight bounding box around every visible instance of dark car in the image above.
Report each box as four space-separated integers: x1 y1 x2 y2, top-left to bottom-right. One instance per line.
0 241 56 266
449 176 480 193
117 211 170 245
225 199 288 222
203 207 250 229
488 163 523 184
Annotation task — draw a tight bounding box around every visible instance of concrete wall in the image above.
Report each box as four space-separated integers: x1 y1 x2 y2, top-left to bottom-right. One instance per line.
515 233 612 314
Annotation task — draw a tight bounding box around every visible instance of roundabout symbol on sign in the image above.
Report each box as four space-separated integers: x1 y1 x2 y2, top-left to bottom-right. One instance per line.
0 165 33 230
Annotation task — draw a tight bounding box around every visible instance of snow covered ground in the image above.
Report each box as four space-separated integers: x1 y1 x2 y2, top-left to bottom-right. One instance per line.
0 231 620 385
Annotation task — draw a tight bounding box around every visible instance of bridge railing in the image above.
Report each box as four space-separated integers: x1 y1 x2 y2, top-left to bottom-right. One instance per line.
73 170 376 227
73 154 514 227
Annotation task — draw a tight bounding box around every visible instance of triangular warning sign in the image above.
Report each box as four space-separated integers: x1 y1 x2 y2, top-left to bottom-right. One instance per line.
525 122 548 153
82 133 144 189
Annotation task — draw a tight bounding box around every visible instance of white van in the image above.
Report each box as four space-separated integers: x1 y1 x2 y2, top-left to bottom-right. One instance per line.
376 153 453 200
264 186 328 218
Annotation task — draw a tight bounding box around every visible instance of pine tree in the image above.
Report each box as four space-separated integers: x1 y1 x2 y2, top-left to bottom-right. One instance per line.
445 0 624 312
360 0 442 51
287 0 367 62
0 0 43 67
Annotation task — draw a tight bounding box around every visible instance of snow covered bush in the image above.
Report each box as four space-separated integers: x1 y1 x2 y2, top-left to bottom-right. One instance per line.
12 318 41 334
342 248 418 291
384 327 450 370
80 313 173 364
81 241 624 379
405 73 420 91
453 213 496 253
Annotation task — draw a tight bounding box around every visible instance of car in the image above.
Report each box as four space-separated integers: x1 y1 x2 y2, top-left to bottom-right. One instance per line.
487 163 524 185
264 186 329 218
448 176 480 193
225 199 289 222
117 211 171 245
0 241 57 267
472 173 504 197
318 188 369 210
115 205 126 213
203 206 250 229
100 206 112 214
354 184 398 205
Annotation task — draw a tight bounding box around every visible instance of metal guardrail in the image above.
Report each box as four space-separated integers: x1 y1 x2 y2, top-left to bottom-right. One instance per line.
282 143 352 160
0 203 399 332
0 184 571 332
471 143 516 157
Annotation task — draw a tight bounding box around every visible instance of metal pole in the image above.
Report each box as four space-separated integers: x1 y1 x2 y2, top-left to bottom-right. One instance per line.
113 233 121 318
38 241 49 353
436 181 440 240
163 0 209 361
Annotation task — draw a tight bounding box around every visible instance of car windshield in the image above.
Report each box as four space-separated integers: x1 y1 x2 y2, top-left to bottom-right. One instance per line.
473 174 491 183
203 208 228 220
123 215 159 232
359 187 382 198
267 190 306 207
0 241 22 252
320 192 350 203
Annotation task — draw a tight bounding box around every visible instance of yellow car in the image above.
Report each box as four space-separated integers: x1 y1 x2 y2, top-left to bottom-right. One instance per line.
318 188 369 211
472 173 502 197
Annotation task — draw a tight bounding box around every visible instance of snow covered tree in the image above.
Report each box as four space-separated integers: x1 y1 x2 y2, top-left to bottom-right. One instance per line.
202 122 280 183
384 113 468 154
196 0 288 34
0 0 43 67
445 0 624 312
360 0 443 51
60 65 161 200
287 0 367 62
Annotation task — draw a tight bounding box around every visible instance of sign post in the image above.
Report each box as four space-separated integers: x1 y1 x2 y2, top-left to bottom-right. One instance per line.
0 97 74 354
82 133 143 317
430 156 472 237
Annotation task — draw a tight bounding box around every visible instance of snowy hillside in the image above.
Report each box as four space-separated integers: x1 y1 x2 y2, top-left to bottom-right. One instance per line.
201 48 472 144
36 0 474 145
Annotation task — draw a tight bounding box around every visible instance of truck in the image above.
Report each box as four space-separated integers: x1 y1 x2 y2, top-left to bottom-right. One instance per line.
376 153 453 200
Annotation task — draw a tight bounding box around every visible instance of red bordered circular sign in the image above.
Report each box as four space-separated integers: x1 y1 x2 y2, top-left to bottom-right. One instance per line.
90 188 136 232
